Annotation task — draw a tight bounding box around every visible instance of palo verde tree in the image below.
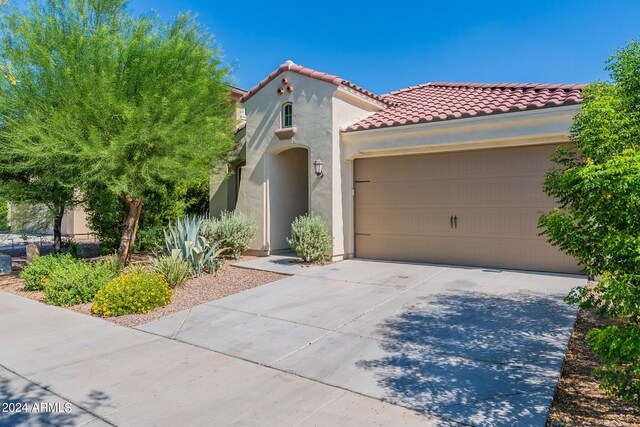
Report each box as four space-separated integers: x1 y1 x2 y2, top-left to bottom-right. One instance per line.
540 40 640 404
75 3 235 261
0 0 104 252
2 0 234 259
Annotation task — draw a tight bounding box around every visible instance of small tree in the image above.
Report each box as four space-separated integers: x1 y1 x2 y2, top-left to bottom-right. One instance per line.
1 0 234 260
76 7 234 261
0 0 91 251
540 40 640 404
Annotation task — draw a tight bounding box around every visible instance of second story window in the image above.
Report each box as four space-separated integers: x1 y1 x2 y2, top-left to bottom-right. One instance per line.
282 103 293 128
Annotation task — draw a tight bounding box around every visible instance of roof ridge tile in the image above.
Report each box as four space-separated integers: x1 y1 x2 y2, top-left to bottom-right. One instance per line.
240 61 392 105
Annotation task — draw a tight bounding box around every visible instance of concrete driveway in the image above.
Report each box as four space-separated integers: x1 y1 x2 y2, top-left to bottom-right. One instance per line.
139 259 585 426
0 259 584 426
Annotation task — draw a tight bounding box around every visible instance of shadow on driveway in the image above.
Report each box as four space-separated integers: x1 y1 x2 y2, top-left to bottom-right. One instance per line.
0 370 111 426
357 291 577 426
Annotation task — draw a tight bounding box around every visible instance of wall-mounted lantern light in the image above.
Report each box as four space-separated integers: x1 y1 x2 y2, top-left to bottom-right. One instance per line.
313 158 324 178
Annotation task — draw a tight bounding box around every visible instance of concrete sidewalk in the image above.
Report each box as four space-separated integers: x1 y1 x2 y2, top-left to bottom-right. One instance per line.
0 292 436 426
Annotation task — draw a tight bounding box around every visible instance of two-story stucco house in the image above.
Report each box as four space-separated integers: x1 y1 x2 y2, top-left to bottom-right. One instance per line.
210 61 584 274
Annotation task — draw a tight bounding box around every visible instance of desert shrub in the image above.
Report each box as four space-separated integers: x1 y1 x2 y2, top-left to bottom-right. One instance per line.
205 211 256 259
150 256 191 287
104 253 125 274
123 262 150 275
92 273 172 316
161 216 225 276
61 238 82 258
287 215 332 263
20 254 75 291
43 260 117 306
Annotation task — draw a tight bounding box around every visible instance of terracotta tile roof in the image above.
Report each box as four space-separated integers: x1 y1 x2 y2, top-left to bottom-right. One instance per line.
239 61 392 106
344 82 585 132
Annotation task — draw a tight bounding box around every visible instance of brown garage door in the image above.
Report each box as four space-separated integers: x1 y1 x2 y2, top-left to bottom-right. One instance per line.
354 144 579 273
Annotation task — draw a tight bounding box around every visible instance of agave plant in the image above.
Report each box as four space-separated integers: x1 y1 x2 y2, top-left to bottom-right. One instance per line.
161 216 226 276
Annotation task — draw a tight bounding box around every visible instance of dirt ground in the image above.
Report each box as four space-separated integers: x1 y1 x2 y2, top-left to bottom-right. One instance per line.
546 309 640 426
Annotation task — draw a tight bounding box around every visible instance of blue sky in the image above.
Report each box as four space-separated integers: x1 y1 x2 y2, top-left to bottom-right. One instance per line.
10 0 640 94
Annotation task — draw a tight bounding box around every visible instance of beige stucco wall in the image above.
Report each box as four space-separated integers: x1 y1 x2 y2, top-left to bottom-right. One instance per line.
7 202 90 237
233 71 335 254
61 205 91 237
225 71 382 256
211 69 579 260
331 89 382 257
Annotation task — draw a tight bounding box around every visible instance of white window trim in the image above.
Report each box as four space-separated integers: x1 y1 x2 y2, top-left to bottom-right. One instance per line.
282 102 293 128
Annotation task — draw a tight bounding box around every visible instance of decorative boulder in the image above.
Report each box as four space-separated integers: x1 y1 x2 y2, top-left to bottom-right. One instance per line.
0 254 11 273
26 244 40 262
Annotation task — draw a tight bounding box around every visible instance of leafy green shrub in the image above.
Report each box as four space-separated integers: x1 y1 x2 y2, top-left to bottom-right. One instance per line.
287 215 332 263
61 238 82 258
92 273 172 316
539 40 640 404
205 211 256 259
135 225 164 253
19 254 75 291
150 256 191 287
161 216 224 276
43 261 117 306
0 198 8 230
123 263 150 275
84 180 209 254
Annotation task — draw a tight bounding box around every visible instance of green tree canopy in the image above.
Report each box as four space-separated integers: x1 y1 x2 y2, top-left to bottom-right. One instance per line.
78 5 235 260
540 39 640 404
1 0 235 258
0 0 107 250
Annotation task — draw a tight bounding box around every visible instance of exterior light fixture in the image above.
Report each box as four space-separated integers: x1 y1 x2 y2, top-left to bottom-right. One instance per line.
313 158 324 177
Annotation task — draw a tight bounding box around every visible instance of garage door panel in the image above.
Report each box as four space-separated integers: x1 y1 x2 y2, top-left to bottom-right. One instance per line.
356 148 557 182
355 233 575 272
354 145 579 273
356 207 547 238
355 207 454 236
357 178 555 208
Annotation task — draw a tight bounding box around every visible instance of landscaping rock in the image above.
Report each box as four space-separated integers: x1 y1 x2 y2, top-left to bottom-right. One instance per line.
25 243 40 262
0 254 11 273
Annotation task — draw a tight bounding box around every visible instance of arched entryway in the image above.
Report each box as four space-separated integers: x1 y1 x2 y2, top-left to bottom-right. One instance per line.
268 147 309 252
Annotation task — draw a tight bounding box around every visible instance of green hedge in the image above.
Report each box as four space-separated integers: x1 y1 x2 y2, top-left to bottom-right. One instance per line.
42 260 117 306
20 254 75 291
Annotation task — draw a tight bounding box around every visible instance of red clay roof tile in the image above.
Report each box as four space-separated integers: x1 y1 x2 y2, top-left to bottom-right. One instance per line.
239 61 392 106
240 62 584 133
344 82 585 132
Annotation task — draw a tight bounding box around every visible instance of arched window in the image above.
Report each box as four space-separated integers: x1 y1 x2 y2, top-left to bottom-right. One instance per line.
282 103 293 128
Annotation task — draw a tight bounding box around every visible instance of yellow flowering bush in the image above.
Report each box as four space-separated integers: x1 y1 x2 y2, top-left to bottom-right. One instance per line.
92 273 172 317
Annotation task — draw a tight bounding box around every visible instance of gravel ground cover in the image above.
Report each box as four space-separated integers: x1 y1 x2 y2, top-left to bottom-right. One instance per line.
0 254 287 327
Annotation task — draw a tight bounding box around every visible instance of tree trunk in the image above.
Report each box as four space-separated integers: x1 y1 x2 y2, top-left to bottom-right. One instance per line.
52 206 64 254
117 196 143 262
